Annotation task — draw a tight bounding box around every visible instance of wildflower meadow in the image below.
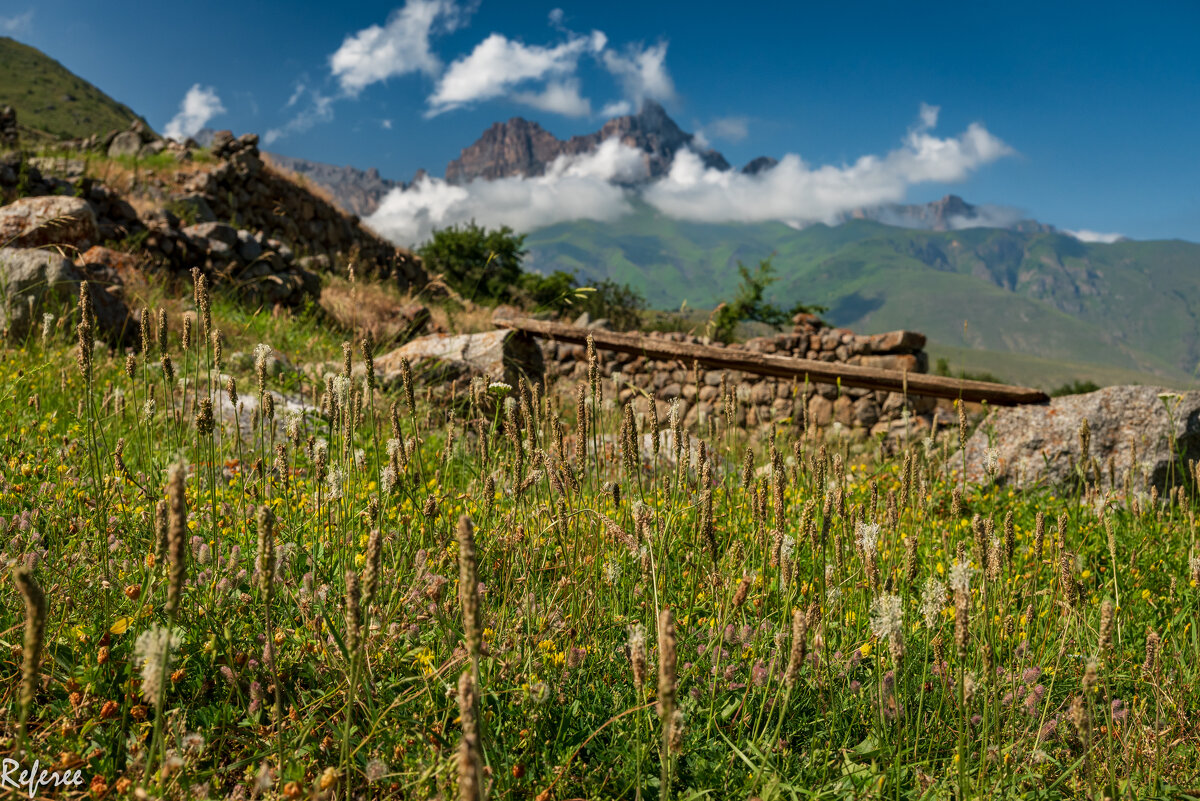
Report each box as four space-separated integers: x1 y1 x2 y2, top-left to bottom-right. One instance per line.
1 274 1199 800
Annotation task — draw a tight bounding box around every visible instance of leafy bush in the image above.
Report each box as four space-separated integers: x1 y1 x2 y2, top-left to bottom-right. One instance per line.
576 277 646 331
1050 379 1101 397
933 357 1003 384
417 222 526 303
709 257 826 343
518 270 647 330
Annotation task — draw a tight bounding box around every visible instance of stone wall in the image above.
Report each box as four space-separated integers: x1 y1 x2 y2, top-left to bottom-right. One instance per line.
0 116 427 308
542 313 942 437
180 131 424 286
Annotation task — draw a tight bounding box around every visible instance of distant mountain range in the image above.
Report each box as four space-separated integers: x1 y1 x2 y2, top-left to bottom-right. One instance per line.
444 101 730 184
263 153 406 219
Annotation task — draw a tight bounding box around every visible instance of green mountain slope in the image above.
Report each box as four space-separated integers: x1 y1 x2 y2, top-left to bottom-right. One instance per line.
524 204 1200 385
0 36 146 140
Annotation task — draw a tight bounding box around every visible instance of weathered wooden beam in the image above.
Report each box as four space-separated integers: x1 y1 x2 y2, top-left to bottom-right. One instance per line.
495 317 1049 406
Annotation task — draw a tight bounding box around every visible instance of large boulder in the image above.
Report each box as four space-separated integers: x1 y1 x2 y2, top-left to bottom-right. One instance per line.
375 329 544 389
182 221 238 248
0 196 99 250
0 248 131 342
961 385 1200 493
107 131 142 158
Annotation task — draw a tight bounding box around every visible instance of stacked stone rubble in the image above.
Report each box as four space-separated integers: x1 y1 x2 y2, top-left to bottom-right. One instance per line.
542 313 939 437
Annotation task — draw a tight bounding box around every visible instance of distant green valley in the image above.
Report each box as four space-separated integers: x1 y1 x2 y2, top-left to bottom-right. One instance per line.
524 203 1200 388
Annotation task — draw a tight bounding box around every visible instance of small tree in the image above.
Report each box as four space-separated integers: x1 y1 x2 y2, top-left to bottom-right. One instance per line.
709 257 826 343
417 222 526 303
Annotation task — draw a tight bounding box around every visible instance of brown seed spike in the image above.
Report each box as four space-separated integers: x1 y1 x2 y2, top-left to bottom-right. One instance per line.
165 462 188 617
12 566 46 755
457 516 482 663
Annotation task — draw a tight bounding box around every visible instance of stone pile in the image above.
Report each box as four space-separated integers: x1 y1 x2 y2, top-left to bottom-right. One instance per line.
178 131 424 286
0 116 427 312
542 313 940 437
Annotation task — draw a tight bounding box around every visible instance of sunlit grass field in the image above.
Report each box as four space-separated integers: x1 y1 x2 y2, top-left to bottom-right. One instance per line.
1 276 1198 800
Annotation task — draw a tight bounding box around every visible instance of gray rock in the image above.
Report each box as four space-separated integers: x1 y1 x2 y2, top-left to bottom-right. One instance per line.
0 247 130 341
214 380 316 439
142 207 180 231
169 194 216 224
107 131 142 158
0 196 99 249
139 140 166 158
961 385 1200 493
236 229 263 262
183 221 238 248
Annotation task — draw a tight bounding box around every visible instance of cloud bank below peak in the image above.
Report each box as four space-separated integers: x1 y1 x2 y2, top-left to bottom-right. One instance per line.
366 107 1015 246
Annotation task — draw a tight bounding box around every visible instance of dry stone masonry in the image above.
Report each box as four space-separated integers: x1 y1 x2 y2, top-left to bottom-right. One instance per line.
541 313 940 437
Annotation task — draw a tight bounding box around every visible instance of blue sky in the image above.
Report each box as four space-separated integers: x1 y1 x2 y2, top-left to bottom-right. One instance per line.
5 0 1199 241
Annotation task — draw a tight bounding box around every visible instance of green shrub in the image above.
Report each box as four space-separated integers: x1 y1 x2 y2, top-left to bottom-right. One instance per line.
709 257 826 343
417 222 525 303
1050 379 1101 397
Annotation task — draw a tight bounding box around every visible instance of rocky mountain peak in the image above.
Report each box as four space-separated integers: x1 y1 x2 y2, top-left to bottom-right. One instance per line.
444 101 729 185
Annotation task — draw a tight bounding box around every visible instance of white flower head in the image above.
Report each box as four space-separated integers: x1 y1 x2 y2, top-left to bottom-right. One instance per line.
920 576 945 628
869 593 904 641
986 448 1000 475
380 465 397 494
40 312 55 343
365 758 388 784
253 343 272 373
284 409 303 439
780 535 796 561
856 522 881 556
326 466 344 500
488 381 512 396
134 625 184 705
948 558 973 596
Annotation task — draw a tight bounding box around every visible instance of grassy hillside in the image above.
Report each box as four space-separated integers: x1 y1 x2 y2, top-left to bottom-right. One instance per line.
926 341 1194 391
524 204 1200 384
0 36 146 140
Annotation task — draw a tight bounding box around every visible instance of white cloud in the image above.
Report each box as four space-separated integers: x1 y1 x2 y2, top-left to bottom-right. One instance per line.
512 79 591 117
265 89 335 144
285 82 307 109
642 110 1012 225
548 8 565 28
599 100 632 118
366 105 1015 247
427 31 603 116
381 118 393 129
704 116 749 143
366 138 645 245
918 102 939 130
330 0 471 95
163 85 225 141
0 9 33 33
1064 229 1125 243
602 41 676 107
